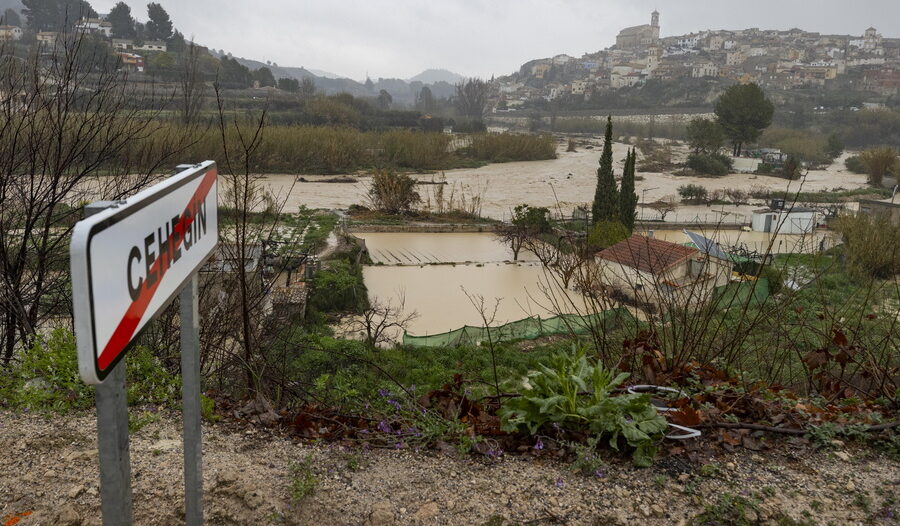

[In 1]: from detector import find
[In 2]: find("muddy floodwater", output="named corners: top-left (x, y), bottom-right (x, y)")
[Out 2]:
top-left (358, 232), bottom-right (534, 265)
top-left (256, 146), bottom-right (868, 221)
top-left (356, 233), bottom-right (579, 337)
top-left (644, 228), bottom-right (835, 254)
top-left (355, 228), bottom-right (832, 337)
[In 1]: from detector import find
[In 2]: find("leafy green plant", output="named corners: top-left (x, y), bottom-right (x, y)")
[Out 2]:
top-left (499, 347), bottom-right (667, 466)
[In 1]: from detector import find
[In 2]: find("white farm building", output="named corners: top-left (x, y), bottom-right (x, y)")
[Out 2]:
top-left (751, 206), bottom-right (817, 234)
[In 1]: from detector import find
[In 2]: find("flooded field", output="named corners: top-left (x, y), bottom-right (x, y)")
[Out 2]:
top-left (357, 232), bottom-right (579, 336)
top-left (356, 228), bottom-right (832, 337)
top-left (356, 232), bottom-right (534, 265)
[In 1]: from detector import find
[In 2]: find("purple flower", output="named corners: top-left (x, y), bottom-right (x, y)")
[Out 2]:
top-left (555, 478), bottom-right (565, 488)
top-left (377, 420), bottom-right (391, 433)
top-left (394, 442), bottom-right (403, 449)
top-left (378, 388), bottom-right (390, 398)
top-left (388, 399), bottom-right (401, 411)
top-left (533, 437), bottom-right (544, 450)
top-left (594, 469), bottom-right (605, 478)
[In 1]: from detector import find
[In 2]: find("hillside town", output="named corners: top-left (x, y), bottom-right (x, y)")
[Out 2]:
top-left (495, 11), bottom-right (900, 110)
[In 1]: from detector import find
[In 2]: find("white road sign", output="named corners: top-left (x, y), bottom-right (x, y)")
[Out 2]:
top-left (71, 161), bottom-right (218, 384)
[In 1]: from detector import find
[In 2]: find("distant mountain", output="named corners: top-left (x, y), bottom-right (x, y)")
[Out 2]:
top-left (407, 69), bottom-right (464, 85)
top-left (209, 51), bottom-right (459, 106)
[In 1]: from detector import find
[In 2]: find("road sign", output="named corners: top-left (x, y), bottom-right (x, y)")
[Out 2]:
top-left (71, 161), bottom-right (218, 384)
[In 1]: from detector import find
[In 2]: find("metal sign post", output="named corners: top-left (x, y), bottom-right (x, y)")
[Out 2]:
top-left (71, 162), bottom-right (218, 526)
top-left (88, 201), bottom-right (134, 526)
top-left (180, 274), bottom-right (203, 525)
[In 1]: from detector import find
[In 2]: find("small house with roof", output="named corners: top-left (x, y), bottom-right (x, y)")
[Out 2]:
top-left (595, 234), bottom-right (732, 308)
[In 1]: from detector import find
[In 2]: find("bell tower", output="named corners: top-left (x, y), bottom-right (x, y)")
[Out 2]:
top-left (651, 10), bottom-right (659, 28)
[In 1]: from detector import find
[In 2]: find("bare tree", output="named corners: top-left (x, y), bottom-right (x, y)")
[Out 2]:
top-left (647, 195), bottom-right (678, 222)
top-left (0, 32), bottom-right (184, 364)
top-left (180, 40), bottom-right (205, 125)
top-left (348, 294), bottom-right (418, 348)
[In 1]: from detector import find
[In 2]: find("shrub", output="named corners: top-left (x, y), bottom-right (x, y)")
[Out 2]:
top-left (858, 146), bottom-right (899, 187)
top-left (499, 348), bottom-right (668, 467)
top-left (686, 152), bottom-right (732, 176)
top-left (366, 170), bottom-right (420, 214)
top-left (467, 133), bottom-right (557, 162)
top-left (677, 184), bottom-right (709, 203)
top-left (844, 155), bottom-right (866, 174)
top-left (0, 328), bottom-right (179, 413)
top-left (308, 260), bottom-right (369, 313)
top-left (832, 213), bottom-right (900, 279)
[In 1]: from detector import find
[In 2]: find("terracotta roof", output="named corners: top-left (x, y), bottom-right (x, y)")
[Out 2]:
top-left (596, 235), bottom-right (697, 274)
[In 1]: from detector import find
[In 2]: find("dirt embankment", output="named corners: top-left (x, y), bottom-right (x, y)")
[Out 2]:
top-left (2, 410), bottom-right (897, 525)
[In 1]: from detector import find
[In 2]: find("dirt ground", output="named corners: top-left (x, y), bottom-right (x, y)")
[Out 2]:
top-left (2, 409), bottom-right (897, 525)
top-left (252, 141), bottom-right (870, 222)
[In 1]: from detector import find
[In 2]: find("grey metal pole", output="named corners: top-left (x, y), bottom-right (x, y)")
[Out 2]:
top-left (180, 273), bottom-right (204, 525)
top-left (88, 201), bottom-right (133, 526)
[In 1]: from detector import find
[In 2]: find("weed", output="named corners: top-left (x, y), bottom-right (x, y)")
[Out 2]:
top-left (699, 463), bottom-right (722, 478)
top-left (128, 411), bottom-right (159, 433)
top-left (653, 475), bottom-right (667, 489)
top-left (341, 449), bottom-right (366, 472)
top-left (200, 395), bottom-right (220, 423)
top-left (288, 455), bottom-right (318, 502)
top-left (692, 493), bottom-right (761, 525)
top-left (569, 436), bottom-right (606, 478)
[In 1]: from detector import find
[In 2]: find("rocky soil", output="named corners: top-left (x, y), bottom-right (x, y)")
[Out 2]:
top-left (1, 409), bottom-right (897, 525)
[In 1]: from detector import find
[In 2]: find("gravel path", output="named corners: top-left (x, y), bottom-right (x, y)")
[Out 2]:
top-left (1, 409), bottom-right (897, 525)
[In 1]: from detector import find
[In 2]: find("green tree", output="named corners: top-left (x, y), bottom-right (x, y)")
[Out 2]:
top-left (619, 148), bottom-right (638, 232)
top-left (588, 220), bottom-right (630, 250)
top-left (166, 28), bottom-right (185, 52)
top-left (278, 77), bottom-right (299, 92)
top-left (686, 117), bottom-right (725, 154)
top-left (23, 0), bottom-right (96, 31)
top-left (106, 1), bottom-right (135, 38)
top-left (498, 204), bottom-right (551, 261)
top-left (218, 56), bottom-right (251, 88)
top-left (252, 66), bottom-right (275, 87)
top-left (376, 89), bottom-right (392, 109)
top-left (859, 146), bottom-right (898, 187)
top-left (416, 85), bottom-right (435, 113)
top-left (3, 8), bottom-right (22, 26)
top-left (145, 2), bottom-right (172, 41)
top-left (825, 133), bottom-right (844, 160)
top-left (714, 83), bottom-right (774, 156)
top-left (592, 115), bottom-right (618, 225)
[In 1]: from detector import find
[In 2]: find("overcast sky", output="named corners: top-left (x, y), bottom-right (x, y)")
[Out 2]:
top-left (91, 0), bottom-right (898, 81)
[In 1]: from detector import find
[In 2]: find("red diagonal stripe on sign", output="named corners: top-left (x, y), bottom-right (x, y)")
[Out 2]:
top-left (97, 168), bottom-right (217, 371)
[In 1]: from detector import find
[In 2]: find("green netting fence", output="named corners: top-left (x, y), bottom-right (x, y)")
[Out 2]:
top-left (402, 308), bottom-right (635, 348)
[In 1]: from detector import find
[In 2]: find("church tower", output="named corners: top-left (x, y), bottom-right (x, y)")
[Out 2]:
top-left (651, 10), bottom-right (659, 28)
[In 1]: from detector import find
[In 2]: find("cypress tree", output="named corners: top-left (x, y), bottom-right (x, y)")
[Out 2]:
top-left (592, 116), bottom-right (618, 224)
top-left (619, 148), bottom-right (639, 232)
